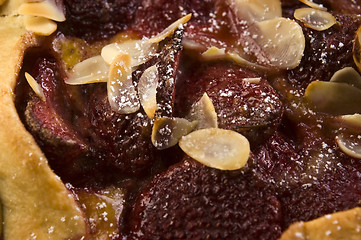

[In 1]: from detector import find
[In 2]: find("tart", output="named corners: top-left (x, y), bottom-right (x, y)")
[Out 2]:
top-left (1, 0), bottom-right (361, 239)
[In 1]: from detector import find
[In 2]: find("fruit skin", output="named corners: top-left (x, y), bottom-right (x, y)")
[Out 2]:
top-left (252, 131), bottom-right (361, 230)
top-left (175, 59), bottom-right (283, 146)
top-left (133, 0), bottom-right (239, 50)
top-left (133, 0), bottom-right (218, 37)
top-left (128, 157), bottom-right (283, 240)
top-left (130, 126), bottom-right (361, 238)
top-left (85, 85), bottom-right (157, 178)
top-left (286, 13), bottom-right (361, 90)
top-left (317, 0), bottom-right (361, 14)
top-left (19, 57), bottom-right (95, 184)
top-left (17, 56), bottom-right (158, 186)
top-left (17, 24), bottom-right (187, 186)
top-left (60, 0), bottom-right (141, 41)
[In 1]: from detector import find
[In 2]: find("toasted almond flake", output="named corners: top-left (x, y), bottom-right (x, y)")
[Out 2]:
top-left (101, 40), bottom-right (157, 67)
top-left (336, 134), bottom-right (361, 159)
top-left (200, 46), bottom-right (269, 70)
top-left (186, 93), bottom-right (218, 130)
top-left (243, 77), bottom-right (262, 84)
top-left (25, 72), bottom-right (45, 101)
top-left (18, 0), bottom-right (66, 22)
top-left (101, 14), bottom-right (191, 67)
top-left (138, 65), bottom-right (159, 119)
top-left (24, 16), bottom-right (57, 36)
top-left (179, 128), bottom-right (250, 170)
top-left (226, 52), bottom-right (269, 71)
top-left (232, 0), bottom-right (282, 22)
top-left (202, 46), bottom-right (226, 60)
top-left (66, 56), bottom-right (109, 85)
top-left (298, 0), bottom-right (327, 11)
top-left (182, 38), bottom-right (207, 51)
top-left (149, 14), bottom-right (192, 43)
top-left (294, 8), bottom-right (336, 31)
top-left (353, 26), bottom-right (361, 73)
top-left (304, 81), bottom-right (361, 115)
top-left (330, 67), bottom-right (361, 90)
top-left (151, 117), bottom-right (197, 150)
top-left (280, 208), bottom-right (361, 240)
top-left (339, 114), bottom-right (361, 130)
top-left (107, 53), bottom-right (140, 114)
top-left (250, 17), bottom-right (305, 69)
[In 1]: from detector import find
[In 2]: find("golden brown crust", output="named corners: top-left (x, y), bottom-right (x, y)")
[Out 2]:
top-left (0, 9), bottom-right (86, 240)
top-left (0, 0), bottom-right (23, 15)
top-left (279, 207), bottom-right (361, 240)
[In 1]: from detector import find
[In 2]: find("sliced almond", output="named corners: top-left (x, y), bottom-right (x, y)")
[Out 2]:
top-left (304, 81), bottom-right (361, 115)
top-left (232, 0), bottom-right (282, 22)
top-left (101, 40), bottom-right (157, 67)
top-left (336, 134), bottom-right (361, 159)
top-left (249, 17), bottom-right (305, 69)
top-left (330, 67), bottom-right (361, 89)
top-left (243, 77), bottom-right (262, 84)
top-left (179, 128), bottom-right (250, 170)
top-left (151, 117), bottom-right (197, 150)
top-left (138, 65), bottom-right (159, 119)
top-left (107, 53), bottom-right (140, 114)
top-left (297, 0), bottom-right (327, 11)
top-left (353, 26), bottom-right (361, 73)
top-left (102, 14), bottom-right (191, 66)
top-left (186, 93), bottom-right (218, 130)
top-left (18, 0), bottom-right (66, 22)
top-left (201, 46), bottom-right (269, 71)
top-left (24, 72), bottom-right (45, 101)
top-left (280, 208), bottom-right (361, 240)
top-left (339, 114), bottom-right (361, 130)
top-left (182, 38), bottom-right (207, 51)
top-left (66, 55), bottom-right (109, 85)
top-left (226, 51), bottom-right (269, 71)
top-left (294, 8), bottom-right (337, 31)
top-left (24, 16), bottom-right (57, 36)
top-left (202, 46), bottom-right (226, 60)
top-left (149, 14), bottom-right (192, 44)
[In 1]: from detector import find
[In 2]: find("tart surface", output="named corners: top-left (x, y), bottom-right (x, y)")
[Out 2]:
top-left (1, 0), bottom-right (361, 239)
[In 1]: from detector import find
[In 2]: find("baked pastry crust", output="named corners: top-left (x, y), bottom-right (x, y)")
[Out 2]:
top-left (0, 2), bottom-right (86, 239)
top-left (280, 207), bottom-right (361, 240)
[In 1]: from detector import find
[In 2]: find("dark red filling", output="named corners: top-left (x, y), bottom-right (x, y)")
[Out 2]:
top-left (59, 0), bottom-right (142, 42)
top-left (175, 58), bottom-right (283, 146)
top-left (129, 158), bottom-right (283, 240)
top-left (15, 0), bottom-right (361, 239)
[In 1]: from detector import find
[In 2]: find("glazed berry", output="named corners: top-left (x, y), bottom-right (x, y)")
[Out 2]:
top-left (128, 158), bottom-right (283, 240)
top-left (60, 0), bottom-right (141, 41)
top-left (176, 60), bottom-right (283, 146)
top-left (287, 14), bottom-right (361, 90)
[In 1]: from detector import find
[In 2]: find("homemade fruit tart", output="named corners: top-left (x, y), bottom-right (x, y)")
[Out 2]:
top-left (1, 0), bottom-right (361, 239)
